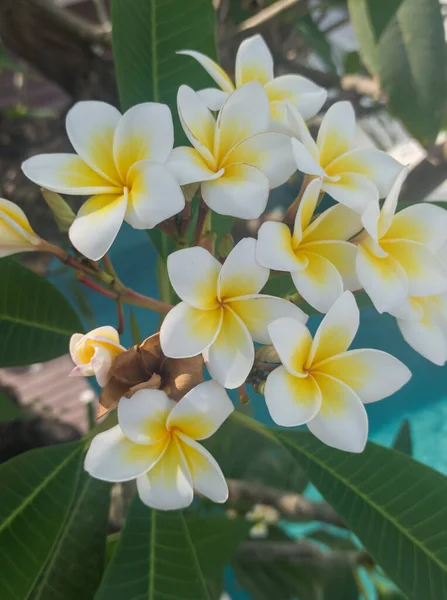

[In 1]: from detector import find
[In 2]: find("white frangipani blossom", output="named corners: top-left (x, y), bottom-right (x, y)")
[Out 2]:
top-left (160, 238), bottom-right (307, 389)
top-left (167, 82), bottom-right (296, 219)
top-left (22, 101), bottom-right (185, 260)
top-left (85, 380), bottom-right (233, 510)
top-left (264, 292), bottom-right (411, 452)
top-left (0, 198), bottom-right (41, 257)
top-left (69, 326), bottom-right (125, 387)
top-left (256, 178), bottom-right (362, 313)
top-left (178, 34), bottom-right (327, 127)
top-left (357, 167), bottom-right (447, 313)
top-left (288, 102), bottom-right (402, 214)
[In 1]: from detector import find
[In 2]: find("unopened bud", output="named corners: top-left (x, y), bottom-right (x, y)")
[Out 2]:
top-left (255, 345), bottom-right (280, 364)
top-left (253, 381), bottom-right (265, 395)
top-left (218, 233), bottom-right (234, 258)
top-left (181, 182), bottom-right (199, 203)
top-left (41, 188), bottom-right (75, 233)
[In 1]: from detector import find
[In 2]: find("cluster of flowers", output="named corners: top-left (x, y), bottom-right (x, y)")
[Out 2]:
top-left (3, 35), bottom-right (447, 511)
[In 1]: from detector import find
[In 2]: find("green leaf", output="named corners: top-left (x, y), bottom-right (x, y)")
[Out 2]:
top-left (278, 430), bottom-right (447, 600)
top-left (0, 391), bottom-right (26, 421)
top-left (0, 259), bottom-right (83, 367)
top-left (343, 50), bottom-right (363, 74)
top-left (111, 0), bottom-right (218, 124)
top-left (96, 500), bottom-right (249, 600)
top-left (0, 442), bottom-right (84, 599)
top-left (32, 473), bottom-right (111, 600)
top-left (366, 0), bottom-right (405, 40)
top-left (392, 419), bottom-right (413, 456)
top-left (348, 0), bottom-right (447, 143)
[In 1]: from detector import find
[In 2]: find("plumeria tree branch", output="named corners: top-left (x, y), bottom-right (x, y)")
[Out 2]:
top-left (226, 479), bottom-right (346, 529)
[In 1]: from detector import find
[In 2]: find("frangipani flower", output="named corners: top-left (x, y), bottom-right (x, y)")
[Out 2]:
top-left (22, 101), bottom-right (185, 260)
top-left (288, 102), bottom-right (402, 213)
top-left (0, 198), bottom-right (41, 257)
top-left (178, 34), bottom-right (327, 126)
top-left (357, 167), bottom-right (447, 313)
top-left (160, 238), bottom-right (307, 388)
top-left (69, 326), bottom-right (125, 386)
top-left (256, 178), bottom-right (361, 312)
top-left (85, 380), bottom-right (233, 510)
top-left (264, 291), bottom-right (411, 452)
top-left (167, 82), bottom-right (296, 219)
top-left (390, 294), bottom-right (447, 366)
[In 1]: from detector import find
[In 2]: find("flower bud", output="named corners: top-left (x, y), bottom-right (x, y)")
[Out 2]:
top-left (0, 198), bottom-right (41, 257)
top-left (41, 189), bottom-right (75, 233)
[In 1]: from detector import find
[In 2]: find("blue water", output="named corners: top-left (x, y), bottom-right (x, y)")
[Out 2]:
top-left (52, 223), bottom-right (447, 599)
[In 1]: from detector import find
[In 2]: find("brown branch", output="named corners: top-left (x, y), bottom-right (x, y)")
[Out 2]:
top-left (236, 540), bottom-right (373, 569)
top-left (234, 0), bottom-right (309, 38)
top-left (226, 479), bottom-right (346, 529)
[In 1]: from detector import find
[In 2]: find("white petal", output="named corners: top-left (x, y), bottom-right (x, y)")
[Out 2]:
top-left (301, 240), bottom-right (359, 291)
top-left (167, 147), bottom-right (223, 185)
top-left (377, 166), bottom-right (408, 236)
top-left (383, 240), bottom-right (447, 297)
top-left (84, 425), bottom-right (167, 482)
top-left (292, 252), bottom-right (344, 313)
top-left (361, 200), bottom-right (381, 242)
top-left (322, 173), bottom-right (379, 214)
top-left (384, 203), bottom-right (447, 252)
top-left (167, 380), bottom-right (234, 440)
top-left (302, 203), bottom-right (363, 244)
top-left (69, 192), bottom-right (127, 260)
top-left (291, 139), bottom-right (325, 177)
top-left (225, 132), bottom-right (296, 188)
top-left (356, 243), bottom-right (409, 313)
top-left (22, 154), bottom-right (119, 195)
top-left (235, 34), bottom-right (274, 88)
top-left (229, 294), bottom-right (308, 344)
top-left (160, 302), bottom-right (223, 358)
top-left (396, 298), bottom-right (447, 366)
top-left (177, 50), bottom-right (234, 93)
top-left (113, 102), bottom-right (174, 181)
top-left (215, 82), bottom-right (270, 163)
top-left (315, 349), bottom-right (411, 404)
top-left (118, 390), bottom-right (175, 444)
top-left (125, 161), bottom-right (185, 229)
top-left (202, 163), bottom-right (269, 219)
top-left (136, 437), bottom-right (193, 510)
top-left (69, 333), bottom-right (84, 360)
top-left (90, 345), bottom-right (116, 387)
top-left (308, 290), bottom-right (359, 367)
top-left (325, 148), bottom-right (403, 198)
top-left (307, 373), bottom-right (368, 453)
top-left (265, 74), bottom-right (327, 121)
top-left (264, 366), bottom-right (321, 427)
top-left (219, 237), bottom-right (269, 300)
top-left (204, 306), bottom-right (254, 389)
top-left (167, 246), bottom-right (221, 309)
top-left (177, 85), bottom-right (216, 166)
top-left (177, 434), bottom-right (228, 502)
top-left (197, 88), bottom-right (230, 111)
top-left (0, 198), bottom-right (39, 252)
top-left (286, 103), bottom-right (319, 159)
top-left (66, 101), bottom-right (121, 184)
top-left (317, 101), bottom-right (356, 168)
top-left (267, 317), bottom-right (312, 377)
top-left (256, 221), bottom-right (307, 272)
top-left (293, 177), bottom-right (321, 244)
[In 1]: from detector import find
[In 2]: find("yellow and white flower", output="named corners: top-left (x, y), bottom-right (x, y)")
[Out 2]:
top-left (288, 102), bottom-right (402, 213)
top-left (22, 101), bottom-right (185, 260)
top-left (357, 167), bottom-right (447, 313)
top-left (178, 34), bottom-right (327, 127)
top-left (0, 198), bottom-right (41, 257)
top-left (264, 291), bottom-right (411, 452)
top-left (390, 294), bottom-right (447, 366)
top-left (256, 178), bottom-right (361, 312)
top-left (167, 82), bottom-right (296, 219)
top-left (160, 238), bottom-right (307, 388)
top-left (69, 326), bottom-right (125, 386)
top-left (85, 380), bottom-right (233, 510)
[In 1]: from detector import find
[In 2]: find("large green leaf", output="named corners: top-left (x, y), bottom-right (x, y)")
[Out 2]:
top-left (348, 0), bottom-right (447, 143)
top-left (278, 430), bottom-right (447, 600)
top-left (0, 391), bottom-right (26, 421)
top-left (0, 259), bottom-right (82, 367)
top-left (96, 500), bottom-right (249, 600)
top-left (0, 442), bottom-right (84, 599)
top-left (31, 473), bottom-right (111, 600)
top-left (111, 0), bottom-right (218, 118)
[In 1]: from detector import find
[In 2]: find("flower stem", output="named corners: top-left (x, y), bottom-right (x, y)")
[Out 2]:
top-left (194, 197), bottom-right (210, 245)
top-left (76, 272), bottom-right (118, 300)
top-left (254, 362), bottom-right (277, 372)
